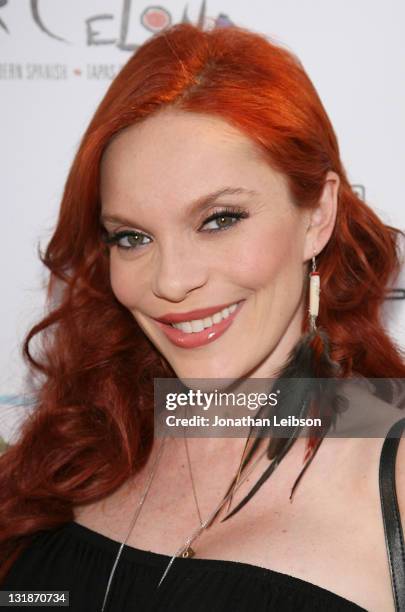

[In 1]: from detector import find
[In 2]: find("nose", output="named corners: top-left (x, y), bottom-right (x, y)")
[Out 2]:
top-left (151, 238), bottom-right (208, 302)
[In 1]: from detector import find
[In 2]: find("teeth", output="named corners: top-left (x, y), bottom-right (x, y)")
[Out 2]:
top-left (172, 302), bottom-right (239, 333)
top-left (190, 319), bottom-right (205, 332)
top-left (178, 321), bottom-right (192, 333)
top-left (212, 311), bottom-right (222, 324)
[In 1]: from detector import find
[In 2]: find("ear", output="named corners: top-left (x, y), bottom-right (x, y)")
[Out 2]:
top-left (303, 170), bottom-right (340, 261)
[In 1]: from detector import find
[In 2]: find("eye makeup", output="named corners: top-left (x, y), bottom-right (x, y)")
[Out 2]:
top-left (101, 206), bottom-right (249, 251)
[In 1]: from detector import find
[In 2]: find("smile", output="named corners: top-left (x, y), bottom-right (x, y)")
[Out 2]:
top-left (172, 302), bottom-right (238, 332)
top-left (152, 300), bottom-right (245, 349)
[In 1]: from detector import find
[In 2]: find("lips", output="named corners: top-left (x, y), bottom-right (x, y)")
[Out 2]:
top-left (155, 301), bottom-right (242, 325)
top-left (153, 300), bottom-right (245, 349)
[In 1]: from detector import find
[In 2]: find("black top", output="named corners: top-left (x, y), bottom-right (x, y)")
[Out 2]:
top-left (5, 416), bottom-right (405, 612)
top-left (3, 521), bottom-right (366, 611)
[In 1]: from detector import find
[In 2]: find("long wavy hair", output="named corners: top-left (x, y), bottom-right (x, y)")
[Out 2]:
top-left (1, 23), bottom-right (404, 580)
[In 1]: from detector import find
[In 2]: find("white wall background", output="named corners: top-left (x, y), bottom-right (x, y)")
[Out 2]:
top-left (1, 0), bottom-right (404, 442)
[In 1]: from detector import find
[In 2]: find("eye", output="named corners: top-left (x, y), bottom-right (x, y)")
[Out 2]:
top-left (102, 229), bottom-right (151, 251)
top-left (200, 208), bottom-right (249, 233)
top-left (100, 206), bottom-right (249, 251)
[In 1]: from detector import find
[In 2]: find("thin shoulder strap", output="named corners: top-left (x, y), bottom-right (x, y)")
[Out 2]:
top-left (379, 417), bottom-right (405, 612)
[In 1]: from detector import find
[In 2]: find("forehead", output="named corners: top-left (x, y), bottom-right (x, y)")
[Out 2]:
top-left (102, 108), bottom-right (263, 164)
top-left (100, 109), bottom-right (287, 209)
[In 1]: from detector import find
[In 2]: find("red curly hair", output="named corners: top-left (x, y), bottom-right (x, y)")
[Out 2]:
top-left (1, 23), bottom-right (404, 581)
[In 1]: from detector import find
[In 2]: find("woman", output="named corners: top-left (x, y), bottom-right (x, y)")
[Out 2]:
top-left (1, 22), bottom-right (404, 612)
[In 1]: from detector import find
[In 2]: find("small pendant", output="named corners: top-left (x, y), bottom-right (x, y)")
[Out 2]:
top-left (181, 546), bottom-right (195, 558)
top-left (309, 271), bottom-right (320, 318)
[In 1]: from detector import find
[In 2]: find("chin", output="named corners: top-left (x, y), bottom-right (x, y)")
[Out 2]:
top-left (170, 359), bottom-right (249, 391)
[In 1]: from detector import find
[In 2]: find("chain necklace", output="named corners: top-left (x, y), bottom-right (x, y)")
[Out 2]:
top-left (181, 432), bottom-right (256, 558)
top-left (100, 433), bottom-right (269, 611)
top-left (182, 431), bottom-right (203, 559)
top-left (183, 429), bottom-right (204, 531)
top-left (100, 437), bottom-right (167, 612)
top-left (156, 392), bottom-right (311, 587)
top-left (156, 440), bottom-right (269, 587)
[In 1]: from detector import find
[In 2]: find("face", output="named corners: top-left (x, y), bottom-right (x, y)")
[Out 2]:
top-left (100, 109), bottom-right (312, 383)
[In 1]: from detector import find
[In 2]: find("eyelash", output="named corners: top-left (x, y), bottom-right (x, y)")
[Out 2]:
top-left (101, 207), bottom-right (249, 252)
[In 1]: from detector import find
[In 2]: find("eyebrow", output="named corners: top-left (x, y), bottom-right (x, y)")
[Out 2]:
top-left (100, 186), bottom-right (258, 227)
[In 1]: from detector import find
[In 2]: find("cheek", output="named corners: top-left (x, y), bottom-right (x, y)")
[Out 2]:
top-left (225, 220), bottom-right (304, 292)
top-left (109, 255), bottom-right (147, 309)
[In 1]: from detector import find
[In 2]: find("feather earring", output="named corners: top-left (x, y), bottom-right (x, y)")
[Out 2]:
top-left (220, 252), bottom-right (342, 523)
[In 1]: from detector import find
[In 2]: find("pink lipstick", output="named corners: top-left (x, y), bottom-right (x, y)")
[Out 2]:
top-left (153, 300), bottom-right (245, 349)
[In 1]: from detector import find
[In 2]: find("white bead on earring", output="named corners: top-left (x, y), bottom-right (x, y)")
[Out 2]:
top-left (309, 251), bottom-right (320, 331)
